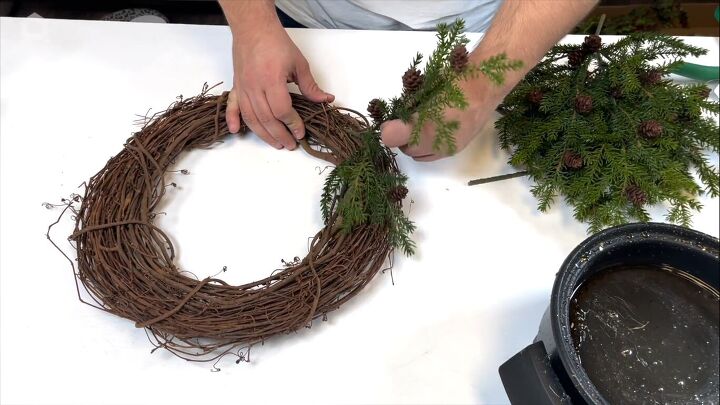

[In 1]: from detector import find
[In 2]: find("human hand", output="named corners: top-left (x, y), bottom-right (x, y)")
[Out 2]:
top-left (379, 0), bottom-right (598, 162)
top-left (225, 17), bottom-right (334, 150)
top-left (380, 80), bottom-right (496, 161)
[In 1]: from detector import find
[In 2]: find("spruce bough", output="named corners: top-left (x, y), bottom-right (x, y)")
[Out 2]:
top-left (321, 19), bottom-right (521, 255)
top-left (369, 19), bottom-right (522, 154)
top-left (496, 33), bottom-right (719, 233)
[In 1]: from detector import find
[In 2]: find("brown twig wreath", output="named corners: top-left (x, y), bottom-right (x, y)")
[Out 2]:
top-left (48, 20), bottom-right (519, 364)
top-left (49, 84), bottom-right (409, 363)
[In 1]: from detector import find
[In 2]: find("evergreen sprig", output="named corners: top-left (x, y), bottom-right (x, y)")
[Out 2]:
top-left (497, 33), bottom-right (719, 233)
top-left (321, 131), bottom-right (416, 256)
top-left (376, 19), bottom-right (522, 154)
top-left (320, 19), bottom-right (519, 255)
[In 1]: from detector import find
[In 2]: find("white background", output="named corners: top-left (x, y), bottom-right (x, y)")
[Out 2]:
top-left (1, 18), bottom-right (718, 405)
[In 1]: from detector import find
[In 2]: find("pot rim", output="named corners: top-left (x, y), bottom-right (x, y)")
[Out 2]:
top-left (549, 222), bottom-right (720, 404)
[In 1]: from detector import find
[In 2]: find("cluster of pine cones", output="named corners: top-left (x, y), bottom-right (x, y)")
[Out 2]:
top-left (367, 45), bottom-right (470, 125)
top-left (568, 34), bottom-right (602, 68)
top-left (561, 149), bottom-right (652, 206)
top-left (561, 36), bottom-right (668, 206)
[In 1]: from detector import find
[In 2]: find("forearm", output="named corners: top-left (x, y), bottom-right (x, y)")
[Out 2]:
top-left (218, 0), bottom-right (283, 38)
top-left (470, 0), bottom-right (598, 100)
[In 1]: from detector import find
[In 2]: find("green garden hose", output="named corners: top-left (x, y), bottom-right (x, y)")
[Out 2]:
top-left (671, 6), bottom-right (720, 82)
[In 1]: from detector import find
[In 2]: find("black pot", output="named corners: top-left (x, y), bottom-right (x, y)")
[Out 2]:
top-left (499, 222), bottom-right (719, 405)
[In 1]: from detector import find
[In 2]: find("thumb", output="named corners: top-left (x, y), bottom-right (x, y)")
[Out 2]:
top-left (296, 61), bottom-right (334, 103)
top-left (381, 120), bottom-right (413, 148)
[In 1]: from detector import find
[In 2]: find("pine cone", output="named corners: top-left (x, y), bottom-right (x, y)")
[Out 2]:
top-left (696, 87), bottom-right (711, 99)
top-left (388, 185), bottom-right (408, 202)
top-left (625, 184), bottom-right (648, 206)
top-left (679, 107), bottom-right (699, 123)
top-left (562, 151), bottom-right (583, 170)
top-left (402, 68), bottom-right (424, 94)
top-left (367, 98), bottom-right (384, 123)
top-left (527, 89), bottom-right (544, 105)
top-left (639, 69), bottom-right (662, 86)
top-left (610, 87), bottom-right (624, 99)
top-left (575, 94), bottom-right (593, 114)
top-left (638, 120), bottom-right (663, 139)
top-left (450, 45), bottom-right (469, 73)
top-left (568, 50), bottom-right (585, 68)
top-left (582, 34), bottom-right (602, 54)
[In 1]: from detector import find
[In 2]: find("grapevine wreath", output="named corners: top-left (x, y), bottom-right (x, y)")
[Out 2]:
top-left (50, 20), bottom-right (520, 363)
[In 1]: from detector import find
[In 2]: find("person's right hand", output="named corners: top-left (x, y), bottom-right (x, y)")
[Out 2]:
top-left (225, 19), bottom-right (334, 150)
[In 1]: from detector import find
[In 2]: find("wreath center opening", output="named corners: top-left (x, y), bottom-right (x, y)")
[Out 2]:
top-left (156, 134), bottom-right (328, 285)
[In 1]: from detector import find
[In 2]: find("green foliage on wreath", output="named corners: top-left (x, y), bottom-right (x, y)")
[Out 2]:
top-left (497, 33), bottom-right (719, 233)
top-left (321, 131), bottom-right (416, 256)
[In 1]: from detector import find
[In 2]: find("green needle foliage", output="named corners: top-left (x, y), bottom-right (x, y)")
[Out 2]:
top-left (321, 131), bottom-right (416, 256)
top-left (321, 19), bottom-right (519, 256)
top-left (372, 19), bottom-right (522, 154)
top-left (497, 33), bottom-right (719, 233)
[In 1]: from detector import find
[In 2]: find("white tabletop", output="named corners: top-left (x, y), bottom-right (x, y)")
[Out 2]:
top-left (1, 17), bottom-right (718, 405)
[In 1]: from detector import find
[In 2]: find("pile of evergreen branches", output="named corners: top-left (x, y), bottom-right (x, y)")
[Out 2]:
top-left (496, 33), bottom-right (719, 232)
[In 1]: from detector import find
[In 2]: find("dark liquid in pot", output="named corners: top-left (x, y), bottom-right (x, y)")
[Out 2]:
top-left (570, 265), bottom-right (719, 404)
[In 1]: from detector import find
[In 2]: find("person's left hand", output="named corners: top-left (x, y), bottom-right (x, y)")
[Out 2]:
top-left (380, 80), bottom-right (498, 161)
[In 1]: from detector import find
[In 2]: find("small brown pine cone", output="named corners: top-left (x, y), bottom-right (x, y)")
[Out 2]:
top-left (568, 50), bottom-right (585, 67)
top-left (678, 107), bottom-right (698, 123)
top-left (610, 87), bottom-right (624, 99)
top-left (639, 69), bottom-right (663, 86)
top-left (388, 185), bottom-right (408, 202)
top-left (367, 98), bottom-right (384, 123)
top-left (625, 184), bottom-right (648, 206)
top-left (582, 34), bottom-right (602, 54)
top-left (575, 94), bottom-right (593, 114)
top-left (527, 89), bottom-right (544, 105)
top-left (562, 151), bottom-right (583, 170)
top-left (638, 120), bottom-right (663, 139)
top-left (696, 86), bottom-right (711, 99)
top-left (402, 68), bottom-right (424, 94)
top-left (450, 45), bottom-right (469, 73)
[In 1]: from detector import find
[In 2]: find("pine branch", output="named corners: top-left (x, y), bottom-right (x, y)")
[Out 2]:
top-left (495, 32), bottom-right (719, 232)
top-left (327, 19), bottom-right (522, 253)
top-left (373, 19), bottom-right (522, 154)
top-left (320, 131), bottom-right (415, 255)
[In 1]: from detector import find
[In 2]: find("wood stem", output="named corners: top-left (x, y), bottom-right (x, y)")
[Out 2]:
top-left (467, 170), bottom-right (529, 186)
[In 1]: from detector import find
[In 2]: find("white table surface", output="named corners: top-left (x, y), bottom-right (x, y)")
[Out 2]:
top-left (1, 17), bottom-right (718, 405)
